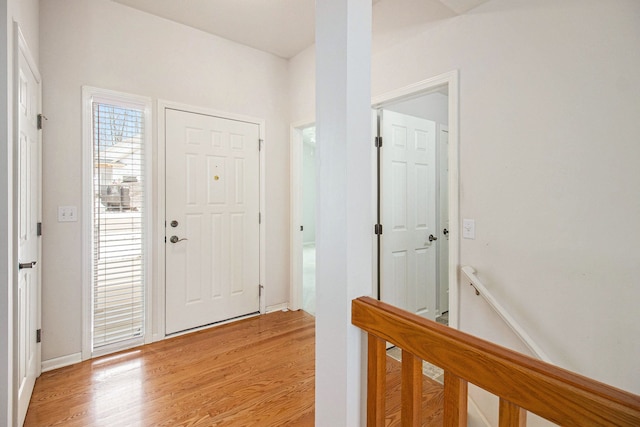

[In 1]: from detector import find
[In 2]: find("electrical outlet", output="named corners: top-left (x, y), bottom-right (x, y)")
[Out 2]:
top-left (463, 219), bottom-right (475, 239)
top-left (58, 206), bottom-right (78, 222)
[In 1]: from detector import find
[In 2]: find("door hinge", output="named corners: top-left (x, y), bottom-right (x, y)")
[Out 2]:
top-left (164, 236), bottom-right (166, 243)
top-left (36, 329), bottom-right (41, 343)
top-left (259, 212), bottom-right (262, 224)
top-left (374, 224), bottom-right (383, 235)
top-left (37, 222), bottom-right (42, 236)
top-left (375, 136), bottom-right (383, 148)
top-left (37, 114), bottom-right (47, 130)
top-left (300, 225), bottom-right (303, 231)
top-left (259, 139), bottom-right (264, 151)
top-left (259, 284), bottom-right (264, 297)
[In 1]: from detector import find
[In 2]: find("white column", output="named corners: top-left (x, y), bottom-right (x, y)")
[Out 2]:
top-left (315, 0), bottom-right (372, 425)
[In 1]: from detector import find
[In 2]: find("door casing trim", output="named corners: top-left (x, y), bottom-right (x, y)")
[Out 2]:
top-left (372, 70), bottom-right (460, 328)
top-left (156, 100), bottom-right (267, 341)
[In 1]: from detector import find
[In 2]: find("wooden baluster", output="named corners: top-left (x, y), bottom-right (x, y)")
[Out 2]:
top-left (443, 371), bottom-right (468, 427)
top-left (499, 398), bottom-right (527, 427)
top-left (368, 335), bottom-right (386, 427)
top-left (401, 350), bottom-right (422, 426)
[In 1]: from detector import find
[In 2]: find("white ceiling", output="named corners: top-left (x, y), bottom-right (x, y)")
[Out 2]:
top-left (112, 0), bottom-right (489, 59)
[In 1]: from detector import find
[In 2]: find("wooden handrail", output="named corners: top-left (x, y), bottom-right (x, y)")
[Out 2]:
top-left (352, 296), bottom-right (640, 426)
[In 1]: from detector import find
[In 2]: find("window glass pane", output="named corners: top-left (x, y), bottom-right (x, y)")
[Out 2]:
top-left (92, 102), bottom-right (145, 349)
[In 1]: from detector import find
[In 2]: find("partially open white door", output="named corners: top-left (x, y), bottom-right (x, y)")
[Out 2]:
top-left (16, 30), bottom-right (42, 426)
top-left (380, 110), bottom-right (437, 319)
top-left (165, 108), bottom-right (260, 335)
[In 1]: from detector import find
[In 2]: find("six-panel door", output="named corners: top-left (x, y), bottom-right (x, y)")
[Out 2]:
top-left (165, 109), bottom-right (260, 335)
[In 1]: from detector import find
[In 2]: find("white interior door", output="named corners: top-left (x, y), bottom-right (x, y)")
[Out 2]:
top-left (380, 110), bottom-right (437, 319)
top-left (438, 126), bottom-right (449, 314)
top-left (17, 34), bottom-right (41, 426)
top-left (165, 108), bottom-right (260, 335)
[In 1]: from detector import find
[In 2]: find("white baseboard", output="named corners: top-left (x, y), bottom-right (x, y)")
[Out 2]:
top-left (266, 303), bottom-right (290, 313)
top-left (42, 352), bottom-right (82, 373)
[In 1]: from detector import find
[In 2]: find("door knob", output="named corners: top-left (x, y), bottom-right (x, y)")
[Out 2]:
top-left (428, 234), bottom-right (438, 242)
top-left (170, 236), bottom-right (188, 243)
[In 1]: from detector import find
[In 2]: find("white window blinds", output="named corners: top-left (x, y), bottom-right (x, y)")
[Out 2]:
top-left (92, 102), bottom-right (146, 349)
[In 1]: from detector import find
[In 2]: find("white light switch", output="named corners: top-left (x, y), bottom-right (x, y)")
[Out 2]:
top-left (58, 206), bottom-right (78, 222)
top-left (463, 219), bottom-right (475, 239)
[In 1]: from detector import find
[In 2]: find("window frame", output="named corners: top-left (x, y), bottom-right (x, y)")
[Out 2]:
top-left (81, 86), bottom-right (153, 359)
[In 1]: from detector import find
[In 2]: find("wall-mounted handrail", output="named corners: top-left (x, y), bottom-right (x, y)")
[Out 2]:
top-left (461, 265), bottom-right (552, 363)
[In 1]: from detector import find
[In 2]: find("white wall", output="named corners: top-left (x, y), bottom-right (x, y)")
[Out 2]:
top-left (290, 0), bottom-right (640, 398)
top-left (288, 45), bottom-right (316, 124)
top-left (1, 0), bottom-right (39, 423)
top-left (39, 0), bottom-right (291, 362)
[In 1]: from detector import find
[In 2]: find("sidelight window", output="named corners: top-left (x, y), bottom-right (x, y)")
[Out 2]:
top-left (83, 87), bottom-right (151, 355)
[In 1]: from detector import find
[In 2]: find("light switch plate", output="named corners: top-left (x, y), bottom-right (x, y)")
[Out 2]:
top-left (463, 219), bottom-right (475, 239)
top-left (58, 206), bottom-right (78, 222)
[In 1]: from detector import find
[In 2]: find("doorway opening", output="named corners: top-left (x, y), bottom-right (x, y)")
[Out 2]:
top-left (156, 101), bottom-right (267, 340)
top-left (15, 25), bottom-right (42, 426)
top-left (290, 123), bottom-right (317, 315)
top-left (290, 72), bottom-right (458, 327)
top-left (372, 71), bottom-right (459, 328)
top-left (301, 127), bottom-right (317, 315)
top-left (164, 108), bottom-right (261, 335)
top-left (376, 89), bottom-right (449, 323)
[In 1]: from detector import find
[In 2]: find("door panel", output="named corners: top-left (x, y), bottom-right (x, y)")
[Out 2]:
top-left (381, 110), bottom-right (437, 319)
top-left (165, 109), bottom-right (260, 335)
top-left (17, 39), bottom-right (41, 426)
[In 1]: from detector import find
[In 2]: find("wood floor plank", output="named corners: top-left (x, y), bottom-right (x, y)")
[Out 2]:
top-left (25, 311), bottom-right (316, 427)
top-left (25, 310), bottom-right (443, 426)
top-left (385, 355), bottom-right (444, 427)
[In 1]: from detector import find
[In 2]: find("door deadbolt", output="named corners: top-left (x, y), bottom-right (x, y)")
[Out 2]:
top-left (170, 220), bottom-right (179, 227)
top-left (428, 234), bottom-right (438, 242)
top-left (443, 228), bottom-right (449, 236)
top-left (170, 235), bottom-right (188, 243)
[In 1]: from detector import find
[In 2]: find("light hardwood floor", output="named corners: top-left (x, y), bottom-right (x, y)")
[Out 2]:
top-left (25, 310), bottom-right (443, 426)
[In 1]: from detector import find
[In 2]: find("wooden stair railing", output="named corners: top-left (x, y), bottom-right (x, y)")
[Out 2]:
top-left (352, 296), bottom-right (640, 427)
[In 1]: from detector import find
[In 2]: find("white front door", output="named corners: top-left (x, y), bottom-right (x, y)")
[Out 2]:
top-left (17, 34), bottom-right (41, 426)
top-left (165, 109), bottom-right (260, 335)
top-left (380, 110), bottom-right (437, 319)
